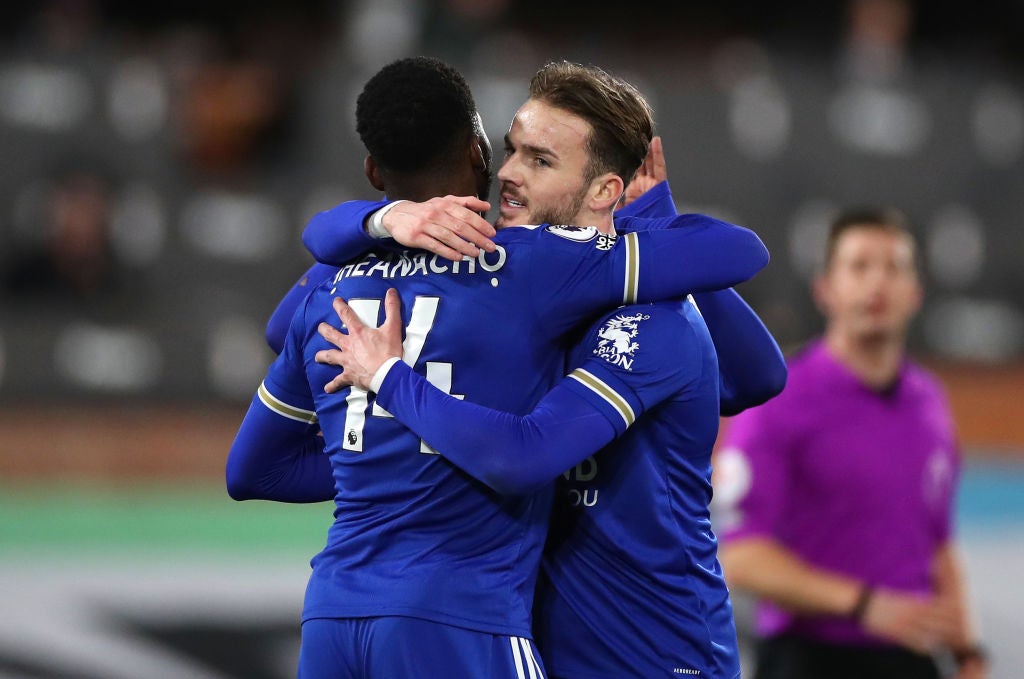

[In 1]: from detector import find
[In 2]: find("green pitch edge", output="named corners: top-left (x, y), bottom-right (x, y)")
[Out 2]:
top-left (0, 483), bottom-right (333, 556)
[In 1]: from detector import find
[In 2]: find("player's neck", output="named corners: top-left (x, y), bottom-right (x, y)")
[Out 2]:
top-left (824, 329), bottom-right (905, 391)
top-left (572, 207), bottom-right (615, 234)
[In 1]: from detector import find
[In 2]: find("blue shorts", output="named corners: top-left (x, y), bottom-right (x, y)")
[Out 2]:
top-left (298, 616), bottom-right (547, 679)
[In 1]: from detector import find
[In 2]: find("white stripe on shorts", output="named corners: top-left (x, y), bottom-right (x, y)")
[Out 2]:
top-left (509, 636), bottom-right (544, 679)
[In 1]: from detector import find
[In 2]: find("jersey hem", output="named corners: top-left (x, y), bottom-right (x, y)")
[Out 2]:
top-left (301, 606), bottom-right (531, 638)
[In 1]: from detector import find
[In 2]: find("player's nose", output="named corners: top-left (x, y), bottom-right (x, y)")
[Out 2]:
top-left (496, 155), bottom-right (521, 185)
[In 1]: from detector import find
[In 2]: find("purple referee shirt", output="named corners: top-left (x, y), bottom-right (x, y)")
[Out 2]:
top-left (714, 339), bottom-right (960, 645)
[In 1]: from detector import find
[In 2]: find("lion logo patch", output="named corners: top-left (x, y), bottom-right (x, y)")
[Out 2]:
top-left (593, 312), bottom-right (650, 370)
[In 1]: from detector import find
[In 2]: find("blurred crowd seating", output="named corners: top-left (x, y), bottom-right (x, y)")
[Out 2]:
top-left (0, 0), bottom-right (1021, 405)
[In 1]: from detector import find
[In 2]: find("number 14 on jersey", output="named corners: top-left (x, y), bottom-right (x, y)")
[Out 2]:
top-left (341, 296), bottom-right (463, 454)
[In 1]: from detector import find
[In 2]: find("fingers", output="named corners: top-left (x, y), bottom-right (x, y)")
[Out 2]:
top-left (444, 195), bottom-right (492, 215)
top-left (419, 238), bottom-right (477, 263)
top-left (635, 136), bottom-right (667, 182)
top-left (318, 322), bottom-right (347, 350)
top-left (875, 594), bottom-right (953, 655)
top-left (323, 373), bottom-right (352, 394)
top-left (387, 197), bottom-right (496, 262)
top-left (443, 222), bottom-right (498, 256)
top-left (314, 346), bottom-right (351, 394)
top-left (371, 289), bottom-right (406, 360)
top-left (908, 614), bottom-right (942, 654)
top-left (316, 291), bottom-right (404, 393)
top-left (639, 142), bottom-right (654, 177)
top-left (649, 136), bottom-right (668, 182)
top-left (923, 600), bottom-right (961, 647)
top-left (432, 197), bottom-right (497, 255)
top-left (314, 347), bottom-right (344, 366)
top-left (332, 297), bottom-right (364, 332)
top-left (421, 227), bottom-right (487, 262)
top-left (382, 288), bottom-right (402, 330)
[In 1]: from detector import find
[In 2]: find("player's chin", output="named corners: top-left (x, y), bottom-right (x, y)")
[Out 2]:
top-left (496, 208), bottom-right (520, 228)
top-left (853, 323), bottom-right (898, 342)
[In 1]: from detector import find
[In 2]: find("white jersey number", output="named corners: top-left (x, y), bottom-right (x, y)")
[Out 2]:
top-left (341, 296), bottom-right (463, 453)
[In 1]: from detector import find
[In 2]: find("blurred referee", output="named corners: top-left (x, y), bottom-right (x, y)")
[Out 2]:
top-left (715, 208), bottom-right (988, 679)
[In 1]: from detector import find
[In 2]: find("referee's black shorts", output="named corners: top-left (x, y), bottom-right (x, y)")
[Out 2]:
top-left (754, 633), bottom-right (940, 679)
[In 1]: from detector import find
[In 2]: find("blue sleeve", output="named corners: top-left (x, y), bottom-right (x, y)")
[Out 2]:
top-left (526, 215), bottom-right (767, 341)
top-left (373, 362), bottom-right (617, 495)
top-left (561, 303), bottom-right (704, 429)
top-left (692, 290), bottom-right (788, 415)
top-left (615, 193), bottom-right (786, 413)
top-left (614, 180), bottom-right (676, 221)
top-left (228, 304), bottom-right (334, 503)
top-left (627, 215), bottom-right (769, 298)
top-left (266, 262), bottom-right (339, 354)
top-left (225, 394), bottom-right (334, 503)
top-left (302, 199), bottom-right (389, 266)
top-left (370, 306), bottom-right (698, 496)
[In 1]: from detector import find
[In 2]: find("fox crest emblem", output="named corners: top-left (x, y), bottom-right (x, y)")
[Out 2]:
top-left (593, 312), bottom-right (649, 370)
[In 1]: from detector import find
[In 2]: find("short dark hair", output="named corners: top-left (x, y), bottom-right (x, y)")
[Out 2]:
top-left (356, 57), bottom-right (478, 174)
top-left (824, 206), bottom-right (917, 270)
top-left (528, 61), bottom-right (654, 185)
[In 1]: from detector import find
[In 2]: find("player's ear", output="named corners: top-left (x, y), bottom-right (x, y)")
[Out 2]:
top-left (470, 135), bottom-right (488, 171)
top-left (812, 271), bottom-right (832, 315)
top-left (908, 275), bottom-right (924, 315)
top-left (588, 173), bottom-right (625, 213)
top-left (364, 155), bottom-right (386, 192)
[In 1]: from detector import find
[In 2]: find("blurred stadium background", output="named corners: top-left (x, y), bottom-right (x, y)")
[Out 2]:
top-left (0, 0), bottom-right (1021, 677)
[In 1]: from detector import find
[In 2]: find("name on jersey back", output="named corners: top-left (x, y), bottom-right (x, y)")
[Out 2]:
top-left (331, 247), bottom-right (508, 286)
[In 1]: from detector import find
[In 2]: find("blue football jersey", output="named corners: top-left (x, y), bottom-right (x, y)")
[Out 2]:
top-left (255, 215), bottom-right (764, 639)
top-left (536, 299), bottom-right (741, 678)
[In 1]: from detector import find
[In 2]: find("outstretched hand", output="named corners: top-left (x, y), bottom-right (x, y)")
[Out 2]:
top-left (620, 136), bottom-right (667, 210)
top-left (315, 289), bottom-right (405, 393)
top-left (383, 196), bottom-right (496, 261)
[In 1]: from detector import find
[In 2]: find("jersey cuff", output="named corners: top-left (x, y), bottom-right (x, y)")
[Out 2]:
top-left (257, 380), bottom-right (318, 424)
top-left (366, 200), bottom-right (407, 239)
top-left (566, 367), bottom-right (637, 431)
top-left (369, 357), bottom-right (402, 393)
